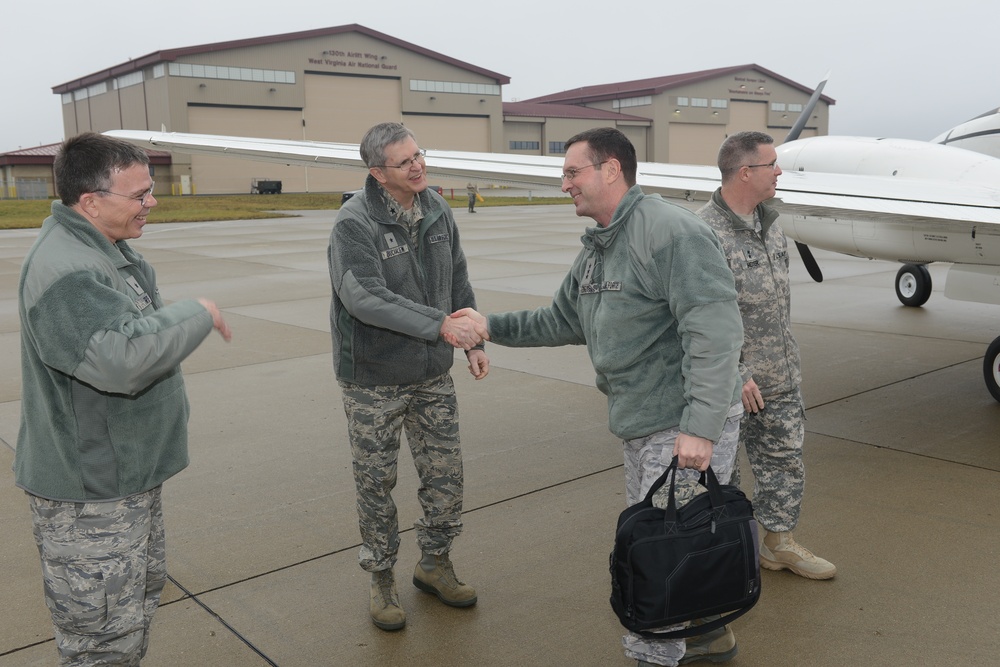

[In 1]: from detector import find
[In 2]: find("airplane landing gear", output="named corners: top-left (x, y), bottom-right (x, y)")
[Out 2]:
top-left (895, 264), bottom-right (932, 307)
top-left (985, 336), bottom-right (1000, 403)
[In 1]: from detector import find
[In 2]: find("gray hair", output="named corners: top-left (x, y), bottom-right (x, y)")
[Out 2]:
top-left (360, 122), bottom-right (416, 168)
top-left (717, 131), bottom-right (774, 182)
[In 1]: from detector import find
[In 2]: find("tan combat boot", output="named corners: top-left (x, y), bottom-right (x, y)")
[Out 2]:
top-left (679, 615), bottom-right (738, 664)
top-left (370, 569), bottom-right (406, 630)
top-left (412, 552), bottom-right (477, 607)
top-left (760, 530), bottom-right (836, 580)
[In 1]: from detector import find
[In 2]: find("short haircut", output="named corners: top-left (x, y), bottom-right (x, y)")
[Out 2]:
top-left (717, 131), bottom-right (774, 182)
top-left (564, 127), bottom-right (637, 187)
top-left (360, 122), bottom-right (417, 168)
top-left (54, 132), bottom-right (150, 207)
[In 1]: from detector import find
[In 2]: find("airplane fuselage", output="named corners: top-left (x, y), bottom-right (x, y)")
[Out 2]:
top-left (776, 136), bottom-right (1000, 268)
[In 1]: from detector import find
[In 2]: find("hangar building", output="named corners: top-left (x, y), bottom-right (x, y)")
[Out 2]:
top-left (19, 24), bottom-right (833, 197)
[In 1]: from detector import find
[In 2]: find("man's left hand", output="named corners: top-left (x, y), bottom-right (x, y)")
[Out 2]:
top-left (673, 433), bottom-right (713, 471)
top-left (466, 348), bottom-right (490, 380)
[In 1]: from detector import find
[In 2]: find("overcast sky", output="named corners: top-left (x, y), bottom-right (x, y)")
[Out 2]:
top-left (2, 0), bottom-right (997, 153)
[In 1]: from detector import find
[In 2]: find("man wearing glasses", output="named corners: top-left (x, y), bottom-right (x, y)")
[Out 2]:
top-left (453, 127), bottom-right (745, 666)
top-left (696, 132), bottom-right (836, 590)
top-left (328, 122), bottom-right (488, 631)
top-left (16, 132), bottom-right (231, 665)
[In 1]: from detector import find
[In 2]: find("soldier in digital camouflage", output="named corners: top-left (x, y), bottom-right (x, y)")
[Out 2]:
top-left (696, 131), bottom-right (837, 591)
top-left (16, 132), bottom-right (231, 665)
top-left (328, 122), bottom-right (489, 632)
top-left (453, 127), bottom-right (745, 667)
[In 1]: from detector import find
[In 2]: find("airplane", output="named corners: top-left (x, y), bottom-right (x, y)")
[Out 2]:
top-left (106, 96), bottom-right (1000, 404)
top-left (933, 106), bottom-right (1000, 159)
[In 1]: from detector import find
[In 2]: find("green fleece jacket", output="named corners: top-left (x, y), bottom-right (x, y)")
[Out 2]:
top-left (328, 176), bottom-right (477, 386)
top-left (16, 202), bottom-right (213, 501)
top-left (487, 186), bottom-right (743, 441)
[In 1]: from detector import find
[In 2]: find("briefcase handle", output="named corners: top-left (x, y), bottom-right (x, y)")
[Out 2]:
top-left (643, 456), bottom-right (727, 523)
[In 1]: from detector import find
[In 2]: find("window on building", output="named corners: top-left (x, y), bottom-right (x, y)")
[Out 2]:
top-left (114, 72), bottom-right (144, 90)
top-left (509, 141), bottom-right (540, 150)
top-left (676, 97), bottom-right (689, 106)
top-left (168, 62), bottom-right (296, 85)
top-left (771, 102), bottom-right (786, 111)
top-left (711, 99), bottom-right (728, 109)
top-left (788, 103), bottom-right (803, 112)
top-left (612, 95), bottom-right (651, 110)
top-left (410, 80), bottom-right (500, 96)
top-left (691, 98), bottom-right (708, 107)
top-left (549, 141), bottom-right (566, 154)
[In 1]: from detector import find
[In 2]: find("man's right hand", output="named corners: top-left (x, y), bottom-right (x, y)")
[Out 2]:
top-left (440, 313), bottom-right (485, 350)
top-left (197, 298), bottom-right (232, 342)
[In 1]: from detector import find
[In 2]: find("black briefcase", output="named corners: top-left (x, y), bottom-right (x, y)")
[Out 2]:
top-left (609, 457), bottom-right (761, 638)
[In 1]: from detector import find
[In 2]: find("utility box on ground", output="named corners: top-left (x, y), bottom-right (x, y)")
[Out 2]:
top-left (251, 178), bottom-right (282, 194)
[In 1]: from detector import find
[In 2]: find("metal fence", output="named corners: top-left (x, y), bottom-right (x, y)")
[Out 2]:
top-left (1, 178), bottom-right (51, 200)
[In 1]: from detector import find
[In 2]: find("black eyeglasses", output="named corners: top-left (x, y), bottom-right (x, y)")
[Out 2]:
top-left (97, 181), bottom-right (156, 207)
top-left (744, 161), bottom-right (778, 171)
top-left (375, 150), bottom-right (426, 171)
top-left (561, 162), bottom-right (607, 182)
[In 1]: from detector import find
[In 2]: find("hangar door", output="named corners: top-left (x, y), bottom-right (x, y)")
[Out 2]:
top-left (404, 115), bottom-right (490, 191)
top-left (303, 74), bottom-right (402, 193)
top-left (667, 123), bottom-right (727, 166)
top-left (188, 106), bottom-right (304, 195)
top-left (728, 100), bottom-right (818, 143)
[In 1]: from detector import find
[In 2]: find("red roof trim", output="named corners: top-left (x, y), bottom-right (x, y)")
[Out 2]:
top-left (52, 24), bottom-right (510, 94)
top-left (523, 64), bottom-right (835, 106)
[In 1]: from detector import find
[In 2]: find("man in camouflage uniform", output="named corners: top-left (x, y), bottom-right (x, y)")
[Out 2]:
top-left (696, 131), bottom-right (837, 589)
top-left (454, 128), bottom-right (745, 667)
top-left (16, 132), bottom-right (231, 665)
top-left (329, 122), bottom-right (489, 631)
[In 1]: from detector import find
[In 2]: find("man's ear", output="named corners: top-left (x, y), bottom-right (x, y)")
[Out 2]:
top-left (369, 167), bottom-right (387, 185)
top-left (78, 192), bottom-right (101, 217)
top-left (605, 158), bottom-right (620, 183)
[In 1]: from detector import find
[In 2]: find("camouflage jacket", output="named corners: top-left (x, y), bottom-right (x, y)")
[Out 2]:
top-left (697, 189), bottom-right (802, 397)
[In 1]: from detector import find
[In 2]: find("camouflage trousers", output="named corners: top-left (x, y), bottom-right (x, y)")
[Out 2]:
top-left (741, 388), bottom-right (805, 533)
top-left (27, 487), bottom-right (166, 667)
top-left (340, 373), bottom-right (464, 572)
top-left (620, 402), bottom-right (743, 667)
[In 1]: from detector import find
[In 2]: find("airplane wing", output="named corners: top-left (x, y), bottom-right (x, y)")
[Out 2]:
top-left (106, 130), bottom-right (1000, 232)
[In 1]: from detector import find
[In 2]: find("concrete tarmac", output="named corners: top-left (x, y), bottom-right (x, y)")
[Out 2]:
top-left (1, 203), bottom-right (998, 666)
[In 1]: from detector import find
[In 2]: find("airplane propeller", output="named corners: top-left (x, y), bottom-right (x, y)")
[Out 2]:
top-left (782, 73), bottom-right (830, 283)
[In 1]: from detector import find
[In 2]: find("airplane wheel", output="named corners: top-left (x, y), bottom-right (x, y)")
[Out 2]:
top-left (895, 264), bottom-right (932, 307)
top-left (984, 336), bottom-right (1000, 403)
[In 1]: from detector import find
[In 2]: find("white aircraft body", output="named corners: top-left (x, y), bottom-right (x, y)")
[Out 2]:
top-left (933, 106), bottom-right (1000, 160)
top-left (105, 127), bottom-right (1000, 402)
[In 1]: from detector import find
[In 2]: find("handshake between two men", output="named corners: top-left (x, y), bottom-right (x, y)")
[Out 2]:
top-left (440, 308), bottom-right (491, 380)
